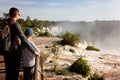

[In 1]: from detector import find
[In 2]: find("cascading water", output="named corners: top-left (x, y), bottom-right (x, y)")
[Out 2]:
top-left (49, 20), bottom-right (120, 54)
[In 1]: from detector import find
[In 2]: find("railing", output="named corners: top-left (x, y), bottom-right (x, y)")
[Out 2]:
top-left (34, 56), bottom-right (44, 80)
top-left (0, 55), bottom-right (44, 80)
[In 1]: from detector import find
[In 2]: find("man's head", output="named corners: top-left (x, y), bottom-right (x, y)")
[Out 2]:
top-left (9, 7), bottom-right (20, 20)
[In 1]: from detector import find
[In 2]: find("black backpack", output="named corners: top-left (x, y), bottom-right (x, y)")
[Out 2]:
top-left (0, 20), bottom-right (11, 55)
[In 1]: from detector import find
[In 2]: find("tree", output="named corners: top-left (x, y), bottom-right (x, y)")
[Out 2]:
top-left (18, 19), bottom-right (26, 31)
top-left (25, 16), bottom-right (32, 27)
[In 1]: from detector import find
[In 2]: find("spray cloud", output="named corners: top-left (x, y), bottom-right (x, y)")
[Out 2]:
top-left (50, 20), bottom-right (120, 53)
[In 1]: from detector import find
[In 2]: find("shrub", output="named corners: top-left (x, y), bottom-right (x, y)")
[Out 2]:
top-left (50, 45), bottom-right (60, 71)
top-left (41, 52), bottom-right (50, 63)
top-left (86, 46), bottom-right (100, 51)
top-left (88, 72), bottom-right (105, 80)
top-left (61, 32), bottom-right (80, 46)
top-left (39, 29), bottom-right (51, 36)
top-left (43, 29), bottom-right (51, 36)
top-left (33, 27), bottom-right (40, 36)
top-left (55, 70), bottom-right (72, 75)
top-left (69, 57), bottom-right (91, 77)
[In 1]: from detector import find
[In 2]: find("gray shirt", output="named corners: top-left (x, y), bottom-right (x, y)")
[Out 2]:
top-left (22, 40), bottom-right (40, 67)
top-left (8, 19), bottom-right (36, 53)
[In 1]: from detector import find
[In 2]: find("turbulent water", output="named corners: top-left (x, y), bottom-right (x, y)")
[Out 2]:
top-left (49, 20), bottom-right (120, 54)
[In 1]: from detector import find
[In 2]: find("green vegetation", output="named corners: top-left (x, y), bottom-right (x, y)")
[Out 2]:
top-left (86, 46), bottom-right (100, 51)
top-left (55, 70), bottom-right (73, 75)
top-left (50, 45), bottom-right (60, 71)
top-left (40, 52), bottom-right (50, 63)
top-left (88, 72), bottom-right (105, 80)
top-left (60, 32), bottom-right (80, 46)
top-left (69, 57), bottom-right (91, 77)
top-left (39, 29), bottom-right (51, 36)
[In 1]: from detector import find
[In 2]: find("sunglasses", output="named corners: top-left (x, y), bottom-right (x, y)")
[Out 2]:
top-left (18, 14), bottom-right (20, 16)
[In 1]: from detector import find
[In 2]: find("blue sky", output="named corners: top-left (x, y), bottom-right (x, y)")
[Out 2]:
top-left (0, 0), bottom-right (120, 21)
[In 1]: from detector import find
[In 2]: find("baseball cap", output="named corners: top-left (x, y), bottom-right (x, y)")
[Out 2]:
top-left (24, 28), bottom-right (34, 36)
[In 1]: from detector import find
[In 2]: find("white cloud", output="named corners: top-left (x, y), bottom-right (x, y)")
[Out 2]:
top-left (47, 2), bottom-right (68, 6)
top-left (1, 0), bottom-right (120, 21)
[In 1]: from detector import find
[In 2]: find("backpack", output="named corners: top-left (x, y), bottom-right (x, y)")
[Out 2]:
top-left (0, 20), bottom-right (11, 55)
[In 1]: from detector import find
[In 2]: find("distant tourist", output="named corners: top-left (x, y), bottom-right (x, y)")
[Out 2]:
top-left (22, 28), bottom-right (40, 80)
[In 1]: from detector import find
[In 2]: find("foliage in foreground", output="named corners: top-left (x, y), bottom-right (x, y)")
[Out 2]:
top-left (55, 70), bottom-right (73, 76)
top-left (60, 32), bottom-right (80, 46)
top-left (39, 29), bottom-right (51, 36)
top-left (69, 57), bottom-right (91, 77)
top-left (50, 45), bottom-right (60, 71)
top-left (86, 46), bottom-right (100, 51)
top-left (88, 72), bottom-right (105, 80)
